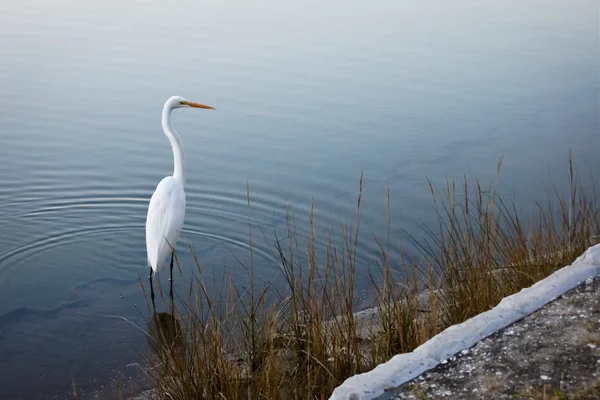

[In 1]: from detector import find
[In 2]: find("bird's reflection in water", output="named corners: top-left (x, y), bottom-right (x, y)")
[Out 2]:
top-left (147, 311), bottom-right (185, 359)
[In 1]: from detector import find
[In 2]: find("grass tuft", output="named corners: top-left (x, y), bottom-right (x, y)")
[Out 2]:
top-left (138, 152), bottom-right (599, 399)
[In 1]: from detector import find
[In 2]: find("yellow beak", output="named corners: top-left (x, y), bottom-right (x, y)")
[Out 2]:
top-left (182, 101), bottom-right (215, 110)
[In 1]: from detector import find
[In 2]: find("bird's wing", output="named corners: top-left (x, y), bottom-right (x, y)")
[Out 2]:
top-left (145, 176), bottom-right (186, 271)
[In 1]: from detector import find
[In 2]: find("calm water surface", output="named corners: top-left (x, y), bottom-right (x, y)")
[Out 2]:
top-left (0, 0), bottom-right (598, 398)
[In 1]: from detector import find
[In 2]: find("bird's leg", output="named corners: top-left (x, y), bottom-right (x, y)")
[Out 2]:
top-left (169, 252), bottom-right (174, 302)
top-left (149, 267), bottom-right (156, 311)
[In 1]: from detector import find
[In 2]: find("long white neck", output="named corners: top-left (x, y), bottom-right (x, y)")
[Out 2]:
top-left (161, 103), bottom-right (186, 185)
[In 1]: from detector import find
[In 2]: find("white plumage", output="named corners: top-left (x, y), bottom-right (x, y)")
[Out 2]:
top-left (146, 176), bottom-right (186, 272)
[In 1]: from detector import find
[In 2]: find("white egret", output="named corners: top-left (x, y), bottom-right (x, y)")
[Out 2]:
top-left (145, 95), bottom-right (214, 303)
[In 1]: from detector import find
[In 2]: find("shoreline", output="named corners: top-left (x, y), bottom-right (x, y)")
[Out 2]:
top-left (330, 244), bottom-right (600, 399)
top-left (121, 244), bottom-right (600, 400)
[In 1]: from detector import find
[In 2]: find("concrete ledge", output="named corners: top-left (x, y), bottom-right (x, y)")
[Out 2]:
top-left (329, 244), bottom-right (600, 400)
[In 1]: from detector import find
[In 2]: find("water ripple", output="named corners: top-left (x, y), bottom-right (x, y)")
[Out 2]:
top-left (13, 197), bottom-right (149, 218)
top-left (0, 225), bottom-right (141, 275)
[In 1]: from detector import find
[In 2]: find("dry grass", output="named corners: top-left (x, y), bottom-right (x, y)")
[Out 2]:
top-left (138, 152), bottom-right (599, 399)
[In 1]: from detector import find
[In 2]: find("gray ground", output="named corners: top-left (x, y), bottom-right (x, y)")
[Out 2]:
top-left (388, 276), bottom-right (600, 400)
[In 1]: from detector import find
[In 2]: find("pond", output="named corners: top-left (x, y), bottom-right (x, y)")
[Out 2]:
top-left (0, 0), bottom-right (597, 398)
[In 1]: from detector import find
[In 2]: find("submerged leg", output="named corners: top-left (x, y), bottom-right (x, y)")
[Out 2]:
top-left (149, 267), bottom-right (156, 310)
top-left (169, 252), bottom-right (174, 301)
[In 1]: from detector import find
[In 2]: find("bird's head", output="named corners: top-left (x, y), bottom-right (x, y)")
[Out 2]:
top-left (167, 95), bottom-right (215, 111)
